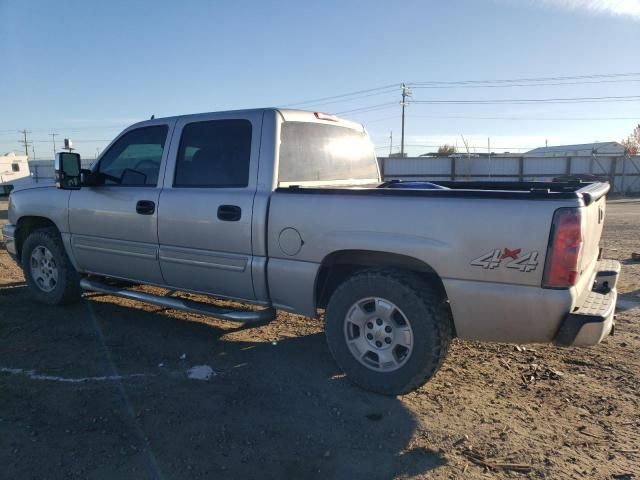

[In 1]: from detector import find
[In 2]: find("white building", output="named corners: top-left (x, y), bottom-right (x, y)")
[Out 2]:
top-left (524, 142), bottom-right (625, 157)
top-left (0, 152), bottom-right (32, 194)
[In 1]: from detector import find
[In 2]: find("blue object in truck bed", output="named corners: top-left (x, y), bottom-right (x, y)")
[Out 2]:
top-left (381, 181), bottom-right (449, 190)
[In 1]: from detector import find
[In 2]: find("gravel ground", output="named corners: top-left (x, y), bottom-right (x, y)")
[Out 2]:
top-left (0, 198), bottom-right (638, 479)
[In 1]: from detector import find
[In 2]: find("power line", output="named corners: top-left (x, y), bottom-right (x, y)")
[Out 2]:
top-left (375, 144), bottom-right (537, 150)
top-left (280, 84), bottom-right (397, 108)
top-left (364, 114), bottom-right (402, 123)
top-left (0, 124), bottom-right (129, 137)
top-left (31, 139), bottom-right (112, 143)
top-left (0, 138), bottom-right (113, 145)
top-left (406, 114), bottom-right (639, 121)
top-left (286, 89), bottom-right (396, 109)
top-left (336, 102), bottom-right (397, 115)
top-left (409, 78), bottom-right (640, 89)
top-left (44, 124), bottom-right (127, 132)
top-left (411, 95), bottom-right (640, 105)
top-left (408, 72), bottom-right (640, 86)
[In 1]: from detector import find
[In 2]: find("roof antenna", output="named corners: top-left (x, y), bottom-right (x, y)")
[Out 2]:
top-left (150, 114), bottom-right (155, 120)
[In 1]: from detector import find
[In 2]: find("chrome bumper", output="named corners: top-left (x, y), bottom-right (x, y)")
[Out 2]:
top-left (554, 259), bottom-right (620, 346)
top-left (2, 223), bottom-right (17, 261)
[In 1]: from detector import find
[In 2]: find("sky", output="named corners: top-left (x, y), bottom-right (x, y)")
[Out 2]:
top-left (1, 0), bottom-right (639, 159)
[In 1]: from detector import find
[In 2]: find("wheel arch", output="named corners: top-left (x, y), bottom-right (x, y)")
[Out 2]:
top-left (314, 249), bottom-right (448, 311)
top-left (15, 216), bottom-right (60, 261)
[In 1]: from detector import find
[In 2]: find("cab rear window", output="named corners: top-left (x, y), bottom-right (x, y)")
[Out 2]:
top-left (278, 122), bottom-right (379, 186)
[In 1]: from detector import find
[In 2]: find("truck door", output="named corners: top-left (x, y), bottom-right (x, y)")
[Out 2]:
top-left (157, 111), bottom-right (262, 301)
top-left (68, 121), bottom-right (174, 284)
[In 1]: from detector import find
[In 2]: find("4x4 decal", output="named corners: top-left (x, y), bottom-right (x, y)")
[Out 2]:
top-left (471, 248), bottom-right (539, 272)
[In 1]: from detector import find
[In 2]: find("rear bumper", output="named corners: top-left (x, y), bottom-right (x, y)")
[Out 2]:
top-left (554, 259), bottom-right (620, 346)
top-left (2, 223), bottom-right (18, 262)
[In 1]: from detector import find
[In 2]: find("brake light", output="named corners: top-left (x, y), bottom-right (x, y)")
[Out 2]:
top-left (314, 112), bottom-right (339, 122)
top-left (543, 208), bottom-right (583, 288)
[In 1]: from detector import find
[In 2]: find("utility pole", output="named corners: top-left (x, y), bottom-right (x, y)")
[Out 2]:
top-left (400, 83), bottom-right (411, 158)
top-left (488, 137), bottom-right (491, 178)
top-left (389, 131), bottom-right (393, 157)
top-left (49, 133), bottom-right (58, 156)
top-left (461, 135), bottom-right (471, 179)
top-left (19, 129), bottom-right (32, 157)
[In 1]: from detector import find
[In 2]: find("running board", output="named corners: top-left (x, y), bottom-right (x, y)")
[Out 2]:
top-left (80, 278), bottom-right (276, 324)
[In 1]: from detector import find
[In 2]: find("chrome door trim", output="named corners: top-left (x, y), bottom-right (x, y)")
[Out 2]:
top-left (72, 235), bottom-right (158, 260)
top-left (159, 245), bottom-right (248, 272)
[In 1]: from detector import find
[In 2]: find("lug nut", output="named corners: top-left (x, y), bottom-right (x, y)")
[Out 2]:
top-left (367, 322), bottom-right (373, 329)
top-left (376, 318), bottom-right (383, 326)
top-left (385, 326), bottom-right (392, 333)
top-left (366, 333), bottom-right (373, 340)
top-left (375, 341), bottom-right (382, 348)
top-left (385, 337), bottom-right (392, 344)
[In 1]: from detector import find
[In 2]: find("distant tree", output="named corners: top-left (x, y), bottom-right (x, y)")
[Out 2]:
top-left (621, 124), bottom-right (640, 155)
top-left (437, 144), bottom-right (457, 156)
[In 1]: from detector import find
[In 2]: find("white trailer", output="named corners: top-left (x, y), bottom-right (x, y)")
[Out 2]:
top-left (0, 152), bottom-right (31, 194)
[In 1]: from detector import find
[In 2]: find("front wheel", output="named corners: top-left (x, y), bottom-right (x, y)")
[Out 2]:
top-left (325, 269), bottom-right (453, 395)
top-left (21, 227), bottom-right (81, 305)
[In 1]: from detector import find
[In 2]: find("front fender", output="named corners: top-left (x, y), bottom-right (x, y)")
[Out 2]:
top-left (10, 187), bottom-right (76, 267)
top-left (10, 186), bottom-right (71, 233)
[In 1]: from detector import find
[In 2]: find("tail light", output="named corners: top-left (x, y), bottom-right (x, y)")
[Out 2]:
top-left (543, 208), bottom-right (583, 288)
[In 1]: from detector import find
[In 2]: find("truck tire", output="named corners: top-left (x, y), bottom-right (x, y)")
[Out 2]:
top-left (325, 268), bottom-right (453, 395)
top-left (21, 227), bottom-right (81, 305)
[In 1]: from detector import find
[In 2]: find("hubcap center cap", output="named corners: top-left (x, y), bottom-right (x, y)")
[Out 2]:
top-left (365, 318), bottom-right (393, 349)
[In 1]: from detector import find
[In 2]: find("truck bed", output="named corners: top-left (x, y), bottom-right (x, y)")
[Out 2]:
top-left (277, 180), bottom-right (610, 205)
top-left (267, 179), bottom-right (610, 344)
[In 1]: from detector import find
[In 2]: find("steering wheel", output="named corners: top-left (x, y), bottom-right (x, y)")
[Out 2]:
top-left (133, 159), bottom-right (158, 171)
top-left (99, 171), bottom-right (121, 183)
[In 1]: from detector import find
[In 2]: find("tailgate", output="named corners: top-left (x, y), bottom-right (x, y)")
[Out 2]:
top-left (581, 195), bottom-right (606, 274)
top-left (577, 183), bottom-right (609, 289)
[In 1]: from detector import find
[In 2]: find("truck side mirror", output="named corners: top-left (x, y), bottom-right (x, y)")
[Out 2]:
top-left (55, 152), bottom-right (82, 190)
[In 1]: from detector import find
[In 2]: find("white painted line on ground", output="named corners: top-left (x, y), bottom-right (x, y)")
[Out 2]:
top-left (0, 367), bottom-right (154, 383)
top-left (1, 365), bottom-right (219, 383)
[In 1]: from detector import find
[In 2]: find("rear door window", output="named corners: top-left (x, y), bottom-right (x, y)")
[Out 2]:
top-left (174, 119), bottom-right (252, 188)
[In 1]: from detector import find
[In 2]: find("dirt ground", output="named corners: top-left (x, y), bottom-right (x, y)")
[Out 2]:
top-left (0, 197), bottom-right (638, 479)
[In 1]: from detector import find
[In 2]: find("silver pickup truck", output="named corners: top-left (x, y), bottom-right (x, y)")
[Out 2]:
top-left (2, 109), bottom-right (620, 395)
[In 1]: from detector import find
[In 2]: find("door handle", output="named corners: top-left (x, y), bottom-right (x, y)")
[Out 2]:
top-left (136, 200), bottom-right (156, 215)
top-left (217, 204), bottom-right (241, 221)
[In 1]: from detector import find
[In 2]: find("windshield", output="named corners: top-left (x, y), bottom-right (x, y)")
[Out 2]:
top-left (278, 121), bottom-right (380, 186)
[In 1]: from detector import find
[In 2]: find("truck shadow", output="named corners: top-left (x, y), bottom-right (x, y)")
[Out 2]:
top-left (0, 291), bottom-right (447, 479)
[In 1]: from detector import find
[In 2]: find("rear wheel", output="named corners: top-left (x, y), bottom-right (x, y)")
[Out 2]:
top-left (21, 227), bottom-right (81, 305)
top-left (325, 268), bottom-right (452, 395)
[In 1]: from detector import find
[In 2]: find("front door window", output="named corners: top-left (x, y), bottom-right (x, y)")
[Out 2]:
top-left (98, 126), bottom-right (168, 186)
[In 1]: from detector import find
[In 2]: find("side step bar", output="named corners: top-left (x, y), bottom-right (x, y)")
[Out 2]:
top-left (80, 278), bottom-right (276, 324)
